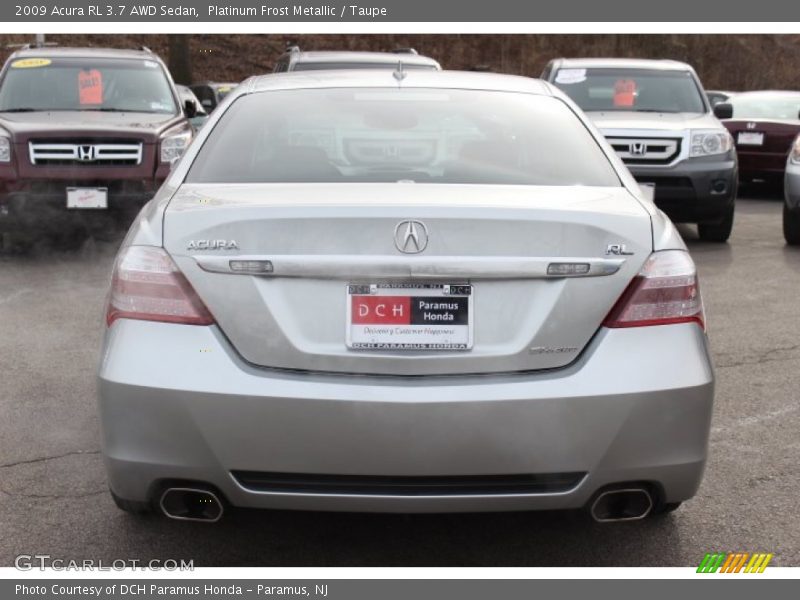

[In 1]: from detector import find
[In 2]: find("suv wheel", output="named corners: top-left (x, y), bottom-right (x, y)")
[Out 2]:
top-left (784, 203), bottom-right (800, 246)
top-left (698, 205), bottom-right (734, 243)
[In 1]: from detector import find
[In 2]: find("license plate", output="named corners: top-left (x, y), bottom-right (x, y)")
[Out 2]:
top-left (737, 132), bottom-right (764, 146)
top-left (66, 187), bottom-right (108, 209)
top-left (346, 283), bottom-right (473, 350)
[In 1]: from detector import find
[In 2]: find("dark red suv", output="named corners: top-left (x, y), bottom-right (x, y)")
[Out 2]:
top-left (0, 46), bottom-right (194, 247)
top-left (718, 90), bottom-right (800, 185)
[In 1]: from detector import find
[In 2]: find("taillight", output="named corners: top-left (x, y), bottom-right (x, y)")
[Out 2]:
top-left (603, 250), bottom-right (705, 330)
top-left (106, 246), bottom-right (214, 327)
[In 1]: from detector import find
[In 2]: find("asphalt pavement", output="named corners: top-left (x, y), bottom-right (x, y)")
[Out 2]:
top-left (0, 193), bottom-right (798, 567)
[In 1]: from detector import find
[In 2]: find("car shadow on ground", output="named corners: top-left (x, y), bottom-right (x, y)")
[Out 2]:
top-left (738, 181), bottom-right (784, 201)
top-left (105, 504), bottom-right (687, 567)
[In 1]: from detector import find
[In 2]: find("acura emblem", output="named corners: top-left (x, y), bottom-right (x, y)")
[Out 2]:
top-left (78, 145), bottom-right (94, 162)
top-left (394, 220), bottom-right (428, 254)
top-left (629, 142), bottom-right (647, 156)
top-left (746, 122), bottom-right (757, 130)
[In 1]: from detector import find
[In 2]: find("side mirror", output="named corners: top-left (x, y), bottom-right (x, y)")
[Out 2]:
top-left (714, 102), bottom-right (733, 119)
top-left (183, 99), bottom-right (197, 119)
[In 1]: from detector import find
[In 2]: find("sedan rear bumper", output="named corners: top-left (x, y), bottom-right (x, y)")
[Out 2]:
top-left (737, 149), bottom-right (789, 181)
top-left (97, 321), bottom-right (714, 513)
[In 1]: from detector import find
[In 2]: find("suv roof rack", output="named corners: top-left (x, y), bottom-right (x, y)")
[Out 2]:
top-left (286, 44), bottom-right (301, 53)
top-left (392, 48), bottom-right (418, 55)
top-left (140, 45), bottom-right (153, 53)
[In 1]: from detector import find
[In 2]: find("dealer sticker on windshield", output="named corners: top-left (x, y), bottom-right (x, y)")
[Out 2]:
top-left (346, 283), bottom-right (473, 350)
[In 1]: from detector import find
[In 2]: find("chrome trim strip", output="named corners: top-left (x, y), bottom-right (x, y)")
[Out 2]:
top-left (600, 127), bottom-right (690, 168)
top-left (28, 141), bottom-right (143, 165)
top-left (609, 137), bottom-right (679, 161)
top-left (194, 255), bottom-right (625, 279)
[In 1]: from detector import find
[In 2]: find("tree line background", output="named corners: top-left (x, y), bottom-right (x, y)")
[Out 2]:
top-left (1, 33), bottom-right (798, 92)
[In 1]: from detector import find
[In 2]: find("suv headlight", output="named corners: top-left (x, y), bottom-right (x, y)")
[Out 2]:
top-left (160, 129), bottom-right (192, 163)
top-left (690, 130), bottom-right (733, 157)
top-left (0, 136), bottom-right (11, 162)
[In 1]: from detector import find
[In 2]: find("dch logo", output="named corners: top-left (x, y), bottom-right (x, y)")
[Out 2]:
top-left (352, 296), bottom-right (411, 325)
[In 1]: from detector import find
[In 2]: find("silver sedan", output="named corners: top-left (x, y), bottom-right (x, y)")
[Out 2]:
top-left (784, 134), bottom-right (800, 245)
top-left (98, 70), bottom-right (713, 523)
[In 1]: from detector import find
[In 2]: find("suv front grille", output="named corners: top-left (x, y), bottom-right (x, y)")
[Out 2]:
top-left (29, 140), bottom-right (143, 166)
top-left (231, 470), bottom-right (586, 496)
top-left (607, 137), bottom-right (681, 165)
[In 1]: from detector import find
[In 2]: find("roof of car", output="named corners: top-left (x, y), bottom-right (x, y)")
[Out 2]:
top-left (285, 50), bottom-right (441, 68)
top-left (729, 90), bottom-right (800, 97)
top-left (246, 69), bottom-right (552, 95)
top-left (552, 58), bottom-right (694, 71)
top-left (191, 82), bottom-right (238, 88)
top-left (8, 46), bottom-right (159, 61)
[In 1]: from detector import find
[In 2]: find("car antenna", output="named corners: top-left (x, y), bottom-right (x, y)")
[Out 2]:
top-left (393, 61), bottom-right (406, 83)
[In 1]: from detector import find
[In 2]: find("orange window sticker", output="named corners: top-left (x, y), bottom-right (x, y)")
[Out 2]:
top-left (613, 79), bottom-right (637, 107)
top-left (78, 69), bottom-right (103, 105)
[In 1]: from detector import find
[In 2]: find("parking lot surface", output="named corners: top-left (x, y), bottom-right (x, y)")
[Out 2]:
top-left (0, 194), bottom-right (798, 567)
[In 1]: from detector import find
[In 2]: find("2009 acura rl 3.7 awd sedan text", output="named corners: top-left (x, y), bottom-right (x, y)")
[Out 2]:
top-left (98, 70), bottom-right (714, 523)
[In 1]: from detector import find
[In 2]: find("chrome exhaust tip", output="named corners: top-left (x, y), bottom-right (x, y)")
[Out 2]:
top-left (159, 487), bottom-right (224, 522)
top-left (590, 488), bottom-right (653, 523)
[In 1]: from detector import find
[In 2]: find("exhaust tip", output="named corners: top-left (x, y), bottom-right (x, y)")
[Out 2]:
top-left (159, 487), bottom-right (224, 522)
top-left (590, 487), bottom-right (653, 523)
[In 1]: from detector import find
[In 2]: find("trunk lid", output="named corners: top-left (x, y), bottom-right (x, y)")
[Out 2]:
top-left (164, 183), bottom-right (652, 376)
top-left (724, 119), bottom-right (800, 157)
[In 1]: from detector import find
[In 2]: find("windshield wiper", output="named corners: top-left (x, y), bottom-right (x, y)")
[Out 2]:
top-left (77, 107), bottom-right (131, 112)
top-left (78, 108), bottom-right (173, 114)
top-left (0, 108), bottom-right (39, 112)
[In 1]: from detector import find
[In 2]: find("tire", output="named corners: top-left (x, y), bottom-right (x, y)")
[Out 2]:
top-left (784, 203), bottom-right (800, 246)
top-left (698, 205), bottom-right (734, 243)
top-left (110, 489), bottom-right (152, 515)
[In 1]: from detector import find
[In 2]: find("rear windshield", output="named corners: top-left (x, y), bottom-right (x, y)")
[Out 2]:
top-left (552, 68), bottom-right (706, 114)
top-left (0, 57), bottom-right (177, 114)
top-left (292, 62), bottom-right (438, 71)
top-left (186, 88), bottom-right (620, 186)
top-left (728, 94), bottom-right (800, 120)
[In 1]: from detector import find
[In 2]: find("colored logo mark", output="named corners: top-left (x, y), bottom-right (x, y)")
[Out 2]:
top-left (697, 552), bottom-right (773, 573)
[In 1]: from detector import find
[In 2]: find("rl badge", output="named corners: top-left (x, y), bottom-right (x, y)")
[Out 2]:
top-left (346, 283), bottom-right (473, 350)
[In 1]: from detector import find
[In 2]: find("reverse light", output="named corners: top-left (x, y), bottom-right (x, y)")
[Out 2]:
top-left (547, 262), bottom-right (591, 276)
top-left (106, 246), bottom-right (213, 326)
top-left (160, 129), bottom-right (192, 163)
top-left (690, 130), bottom-right (732, 157)
top-left (603, 250), bottom-right (704, 329)
top-left (0, 136), bottom-right (11, 162)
